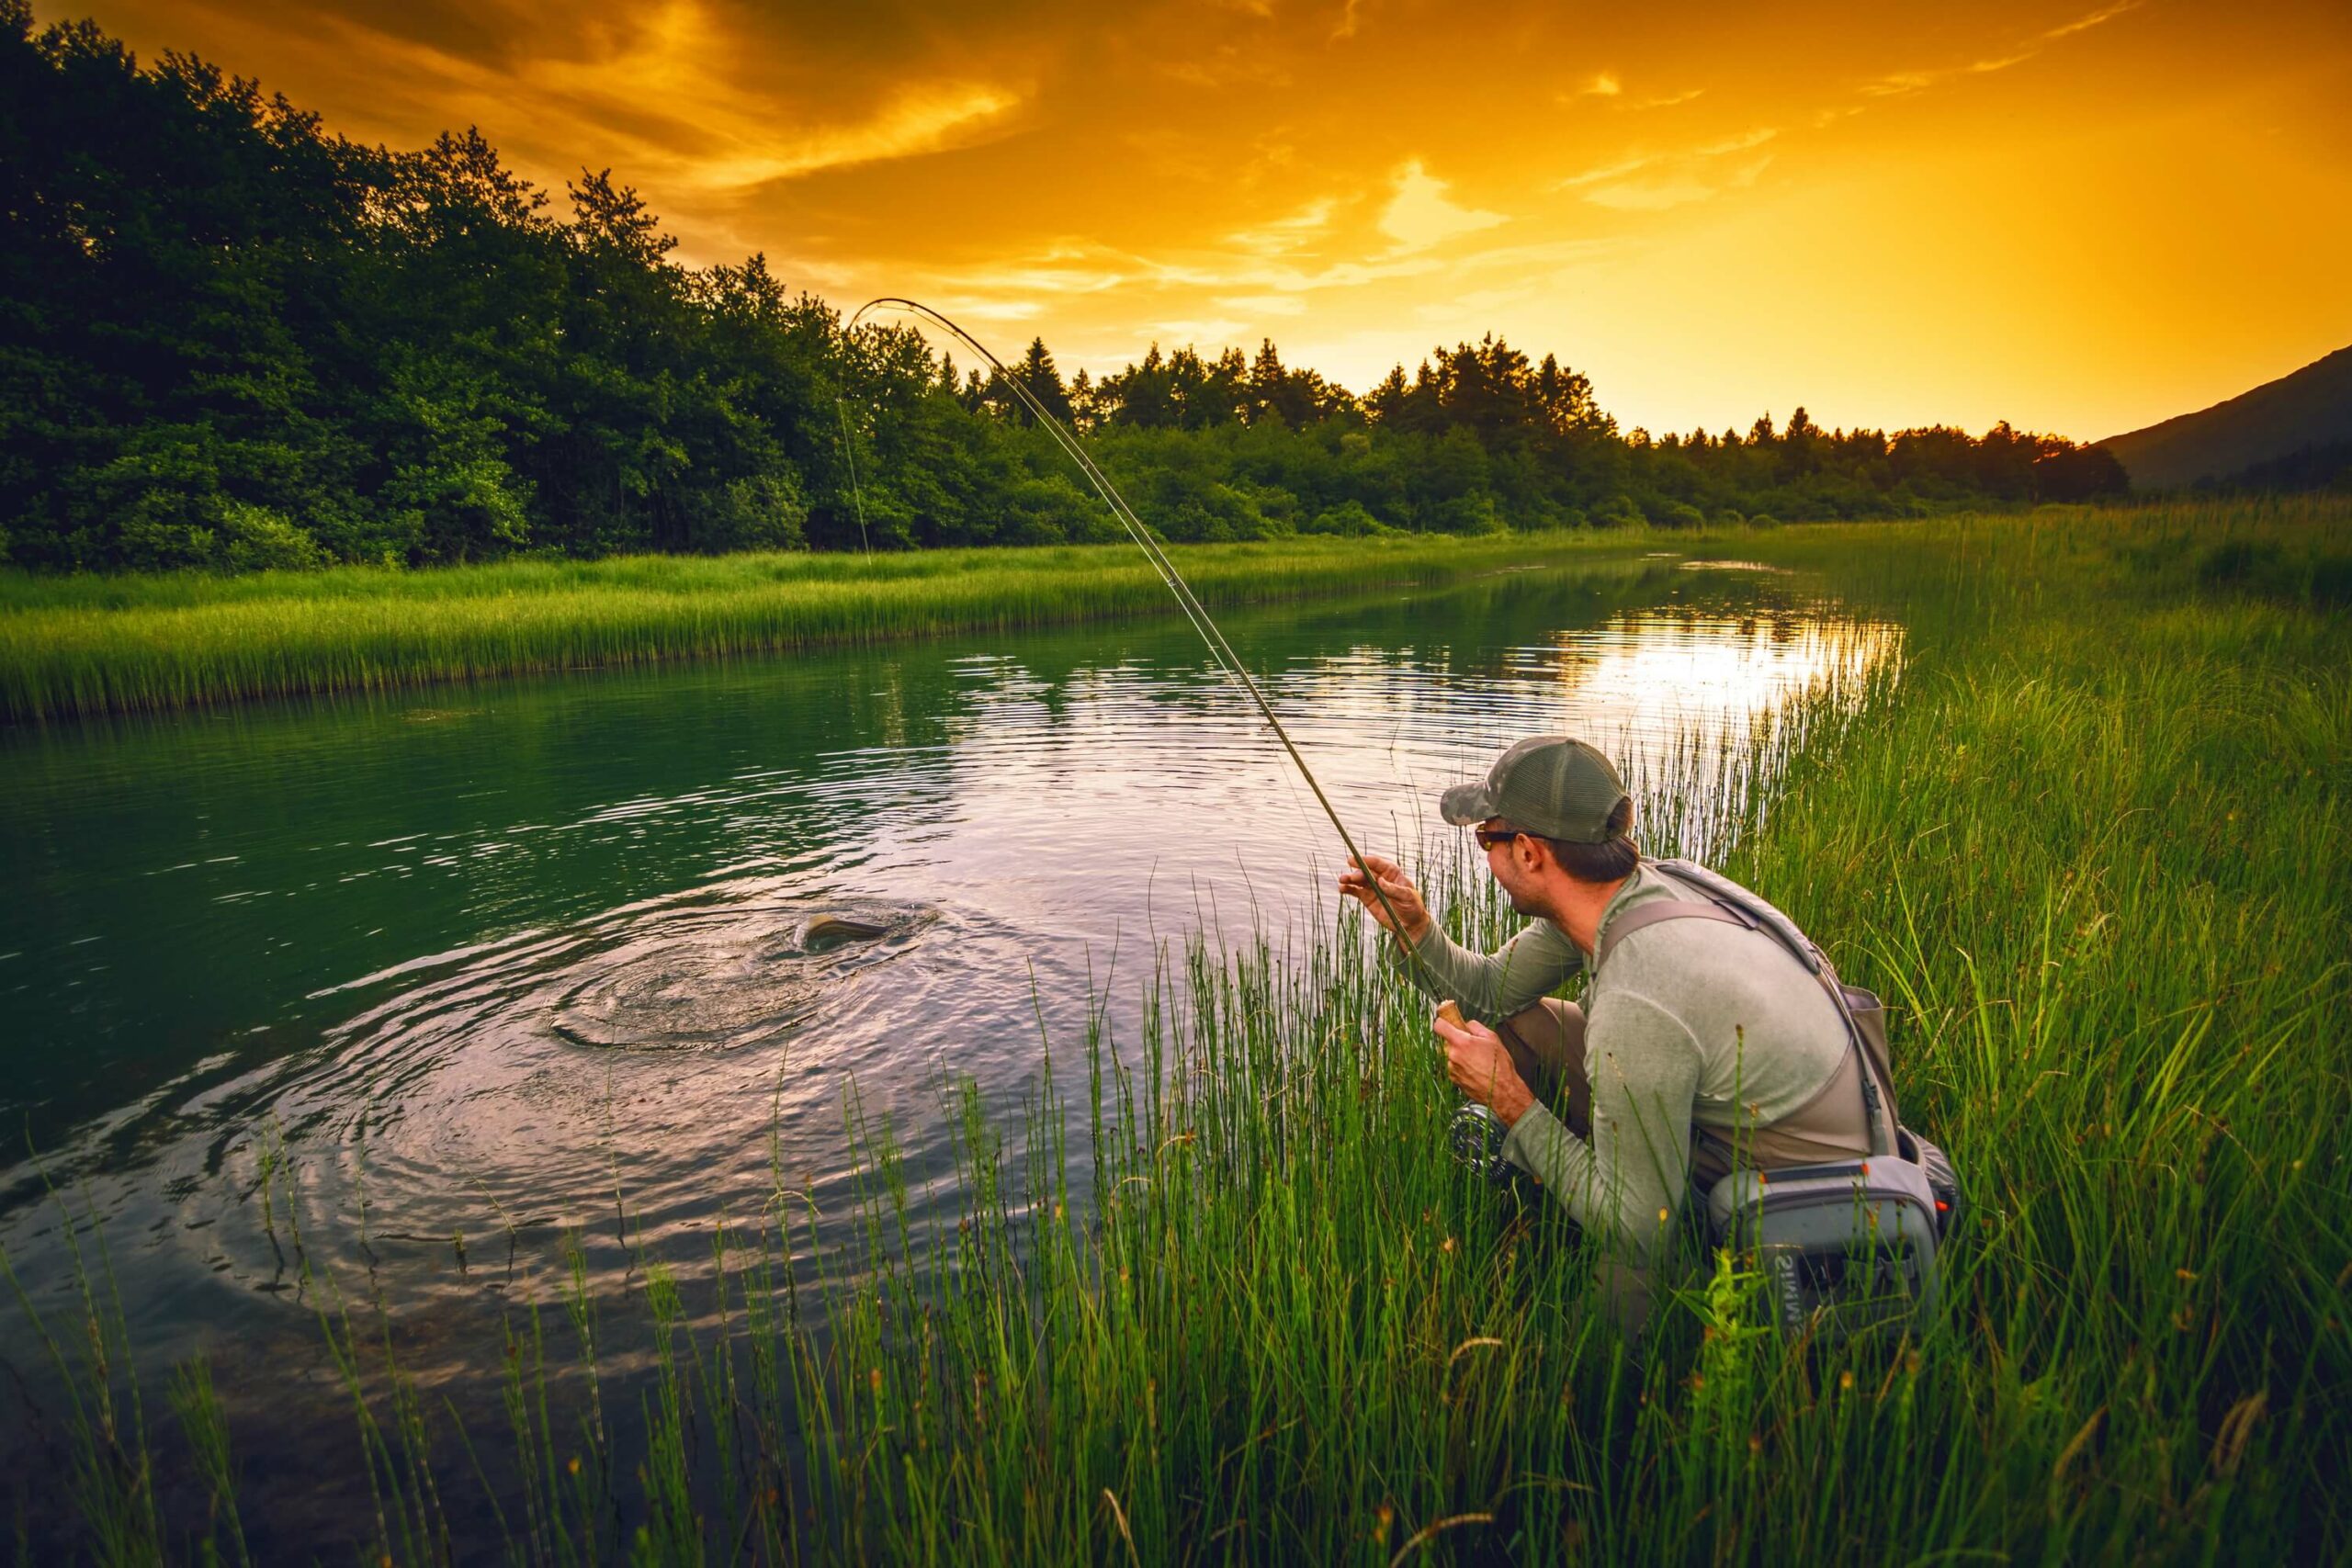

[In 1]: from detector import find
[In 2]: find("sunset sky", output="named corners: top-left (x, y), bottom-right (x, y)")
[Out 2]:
top-left (44, 0), bottom-right (2352, 440)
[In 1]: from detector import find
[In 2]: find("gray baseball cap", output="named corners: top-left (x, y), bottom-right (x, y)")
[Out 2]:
top-left (1439, 737), bottom-right (1629, 843)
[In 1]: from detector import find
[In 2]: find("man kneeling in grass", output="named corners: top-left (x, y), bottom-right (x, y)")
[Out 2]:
top-left (1338, 737), bottom-right (1870, 1323)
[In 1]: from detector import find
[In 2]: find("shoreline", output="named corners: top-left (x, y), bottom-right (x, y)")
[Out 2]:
top-left (2, 529), bottom-right (1713, 724)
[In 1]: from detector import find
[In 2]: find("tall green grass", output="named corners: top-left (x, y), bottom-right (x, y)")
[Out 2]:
top-left (9, 498), bottom-right (2343, 726)
top-left (6, 499), bottom-right (2347, 1561)
top-left (0, 532), bottom-right (1679, 722)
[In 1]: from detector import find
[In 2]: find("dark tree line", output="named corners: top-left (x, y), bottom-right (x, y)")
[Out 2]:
top-left (0, 3), bottom-right (2127, 573)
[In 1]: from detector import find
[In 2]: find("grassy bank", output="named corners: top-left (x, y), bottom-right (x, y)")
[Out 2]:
top-left (11, 500), bottom-right (2349, 1562)
top-left (757, 500), bottom-right (2345, 1562)
top-left (8, 499), bottom-right (2344, 728)
top-left (0, 531), bottom-right (1690, 723)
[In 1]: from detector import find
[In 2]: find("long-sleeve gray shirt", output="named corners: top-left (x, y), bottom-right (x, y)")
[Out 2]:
top-left (1399, 863), bottom-right (1852, 1262)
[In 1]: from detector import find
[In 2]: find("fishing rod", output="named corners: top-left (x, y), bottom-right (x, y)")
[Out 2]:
top-left (842, 297), bottom-right (1436, 984)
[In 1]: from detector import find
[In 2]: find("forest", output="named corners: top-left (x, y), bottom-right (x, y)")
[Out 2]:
top-left (0, 3), bottom-right (2130, 574)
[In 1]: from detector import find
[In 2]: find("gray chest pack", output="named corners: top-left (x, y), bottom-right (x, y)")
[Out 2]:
top-left (1598, 859), bottom-right (1964, 1342)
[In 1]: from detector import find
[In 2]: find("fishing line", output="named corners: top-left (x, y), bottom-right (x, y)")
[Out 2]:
top-left (845, 297), bottom-right (1435, 984)
top-left (834, 397), bottom-right (872, 554)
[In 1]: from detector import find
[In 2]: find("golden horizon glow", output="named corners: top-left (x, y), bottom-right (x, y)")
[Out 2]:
top-left (43, 0), bottom-right (2352, 440)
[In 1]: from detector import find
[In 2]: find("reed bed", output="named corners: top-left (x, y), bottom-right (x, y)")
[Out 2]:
top-left (8, 499), bottom-right (2349, 1562)
top-left (0, 532), bottom-right (1673, 723)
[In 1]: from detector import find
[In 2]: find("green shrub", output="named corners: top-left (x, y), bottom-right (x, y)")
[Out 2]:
top-left (696, 474), bottom-right (809, 554)
top-left (1427, 491), bottom-right (1504, 535)
top-left (1593, 492), bottom-right (1646, 528)
top-left (1001, 474), bottom-right (1105, 546)
top-left (215, 503), bottom-right (326, 573)
top-left (1300, 501), bottom-right (1392, 537)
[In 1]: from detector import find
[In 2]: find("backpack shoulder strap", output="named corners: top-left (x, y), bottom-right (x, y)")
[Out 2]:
top-left (1607, 860), bottom-right (1903, 1158)
top-left (1591, 897), bottom-right (1749, 971)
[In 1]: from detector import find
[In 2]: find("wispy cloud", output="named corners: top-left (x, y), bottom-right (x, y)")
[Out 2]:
top-left (2042, 0), bottom-right (2146, 43)
top-left (1559, 152), bottom-right (1663, 189)
top-left (1225, 197), bottom-right (1339, 256)
top-left (1151, 318), bottom-right (1253, 344)
top-left (1415, 280), bottom-right (1541, 321)
top-left (1579, 158), bottom-right (1774, 213)
top-left (934, 296), bottom-right (1045, 322)
top-left (1216, 292), bottom-right (1311, 317)
top-left (1378, 161), bottom-right (1508, 253)
top-left (293, 0), bottom-right (1028, 203)
top-left (685, 84), bottom-right (1023, 191)
top-left (1693, 128), bottom-right (1778, 156)
top-left (1860, 0), bottom-right (2145, 99)
top-left (930, 261), bottom-right (1129, 297)
top-left (1860, 70), bottom-right (1934, 98)
top-left (1558, 129), bottom-right (1778, 209)
top-left (1581, 176), bottom-right (1715, 212)
top-left (1567, 77), bottom-right (1702, 111)
top-left (1145, 250), bottom-right (1447, 296)
top-left (1159, 43), bottom-right (1293, 90)
top-left (919, 216), bottom-right (1603, 339)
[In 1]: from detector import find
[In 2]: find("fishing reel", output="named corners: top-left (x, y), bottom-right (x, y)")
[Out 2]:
top-left (1447, 1100), bottom-right (1516, 1186)
top-left (1437, 1000), bottom-right (1522, 1190)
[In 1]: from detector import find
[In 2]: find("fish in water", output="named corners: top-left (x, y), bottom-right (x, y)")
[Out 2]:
top-left (798, 912), bottom-right (893, 953)
top-left (549, 898), bottom-right (935, 1052)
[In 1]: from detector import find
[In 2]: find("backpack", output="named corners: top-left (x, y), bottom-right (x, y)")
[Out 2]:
top-left (1597, 858), bottom-right (1963, 1342)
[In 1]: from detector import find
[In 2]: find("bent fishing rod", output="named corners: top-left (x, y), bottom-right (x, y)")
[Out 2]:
top-left (843, 297), bottom-right (1437, 987)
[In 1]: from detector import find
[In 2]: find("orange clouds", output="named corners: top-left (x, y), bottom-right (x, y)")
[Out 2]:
top-left (40, 0), bottom-right (2352, 438)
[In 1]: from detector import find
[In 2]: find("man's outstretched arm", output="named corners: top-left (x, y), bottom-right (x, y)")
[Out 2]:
top-left (1340, 853), bottom-right (1583, 1021)
top-left (1405, 920), bottom-right (1585, 1022)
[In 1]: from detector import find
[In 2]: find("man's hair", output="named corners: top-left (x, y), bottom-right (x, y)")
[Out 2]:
top-left (1534, 796), bottom-right (1638, 885)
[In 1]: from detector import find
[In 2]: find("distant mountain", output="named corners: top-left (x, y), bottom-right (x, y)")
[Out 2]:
top-left (2097, 345), bottom-right (2352, 491)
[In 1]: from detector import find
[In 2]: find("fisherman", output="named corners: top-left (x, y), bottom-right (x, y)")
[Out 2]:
top-left (1337, 736), bottom-right (1875, 1323)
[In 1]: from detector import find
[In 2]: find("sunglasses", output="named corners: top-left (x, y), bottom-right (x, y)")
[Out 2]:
top-left (1473, 827), bottom-right (1522, 851)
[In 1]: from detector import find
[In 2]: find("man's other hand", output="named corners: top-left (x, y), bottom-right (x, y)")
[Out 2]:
top-left (1338, 854), bottom-right (1432, 944)
top-left (1433, 1009), bottom-right (1535, 1128)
